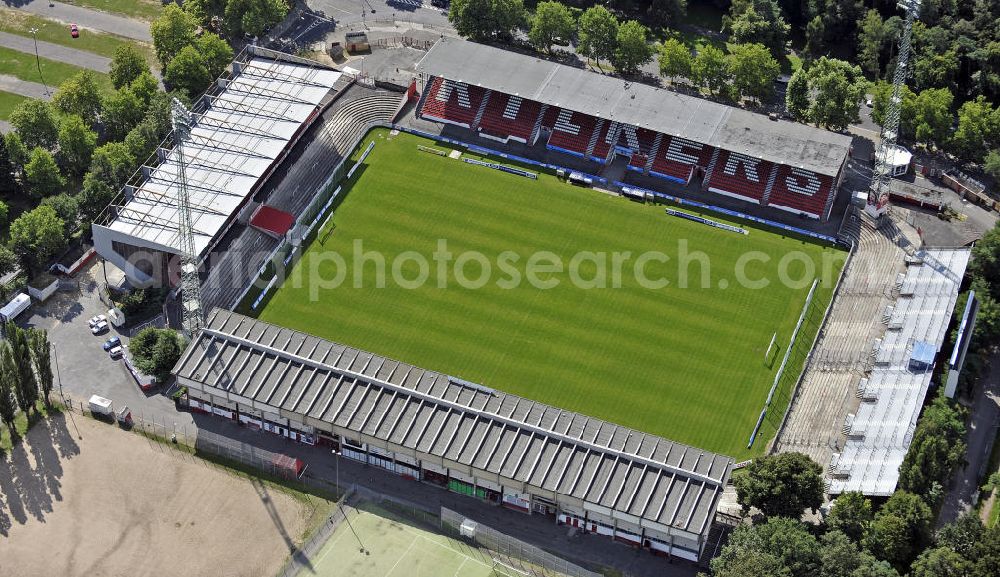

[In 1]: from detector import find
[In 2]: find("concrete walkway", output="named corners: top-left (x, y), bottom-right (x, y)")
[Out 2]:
top-left (0, 73), bottom-right (52, 99)
top-left (2, 0), bottom-right (152, 42)
top-left (939, 352), bottom-right (1000, 526)
top-left (0, 30), bottom-right (110, 72)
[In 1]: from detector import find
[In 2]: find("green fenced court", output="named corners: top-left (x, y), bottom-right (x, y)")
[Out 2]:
top-left (299, 503), bottom-right (497, 577)
top-left (257, 128), bottom-right (846, 459)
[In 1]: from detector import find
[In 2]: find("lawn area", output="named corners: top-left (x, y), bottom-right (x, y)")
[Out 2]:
top-left (0, 45), bottom-right (113, 92)
top-left (257, 129), bottom-right (845, 459)
top-left (0, 90), bottom-right (29, 119)
top-left (60, 0), bottom-right (162, 21)
top-left (0, 8), bottom-right (155, 64)
top-left (0, 400), bottom-right (60, 453)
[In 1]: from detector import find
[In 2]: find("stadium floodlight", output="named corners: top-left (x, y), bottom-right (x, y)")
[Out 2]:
top-left (866, 0), bottom-right (922, 218)
top-left (172, 98), bottom-right (205, 336)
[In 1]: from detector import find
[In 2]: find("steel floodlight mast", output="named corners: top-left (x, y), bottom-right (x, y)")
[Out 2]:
top-left (866, 0), bottom-right (922, 218)
top-left (171, 98), bottom-right (205, 336)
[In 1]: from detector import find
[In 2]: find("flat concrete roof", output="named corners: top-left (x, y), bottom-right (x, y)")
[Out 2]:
top-left (415, 38), bottom-right (853, 176)
top-left (175, 309), bottom-right (733, 537)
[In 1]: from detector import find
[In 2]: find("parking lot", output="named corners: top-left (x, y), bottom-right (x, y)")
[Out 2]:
top-left (18, 261), bottom-right (194, 432)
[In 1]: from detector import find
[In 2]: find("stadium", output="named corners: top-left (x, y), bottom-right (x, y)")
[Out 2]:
top-left (89, 37), bottom-right (966, 566)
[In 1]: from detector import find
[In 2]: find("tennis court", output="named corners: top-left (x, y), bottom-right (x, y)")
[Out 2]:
top-left (301, 503), bottom-right (501, 577)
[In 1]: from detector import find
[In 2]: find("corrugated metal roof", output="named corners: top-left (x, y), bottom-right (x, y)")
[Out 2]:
top-left (175, 309), bottom-right (733, 535)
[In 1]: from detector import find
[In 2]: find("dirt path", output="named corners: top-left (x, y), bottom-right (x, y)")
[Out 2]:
top-left (0, 72), bottom-right (51, 98)
top-left (0, 413), bottom-right (313, 577)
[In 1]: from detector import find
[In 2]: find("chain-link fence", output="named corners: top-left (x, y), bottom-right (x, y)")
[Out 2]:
top-left (274, 488), bottom-right (355, 577)
top-left (440, 507), bottom-right (602, 577)
top-left (195, 429), bottom-right (306, 479)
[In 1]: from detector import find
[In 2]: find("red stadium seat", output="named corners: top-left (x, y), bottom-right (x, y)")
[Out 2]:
top-left (705, 149), bottom-right (773, 203)
top-left (477, 92), bottom-right (542, 143)
top-left (766, 165), bottom-right (833, 218)
top-left (546, 109), bottom-right (598, 157)
top-left (627, 128), bottom-right (658, 171)
top-left (419, 77), bottom-right (487, 128)
top-left (649, 135), bottom-right (713, 185)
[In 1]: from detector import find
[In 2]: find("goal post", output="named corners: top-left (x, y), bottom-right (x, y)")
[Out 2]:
top-left (492, 558), bottom-right (531, 577)
top-left (765, 332), bottom-right (777, 362)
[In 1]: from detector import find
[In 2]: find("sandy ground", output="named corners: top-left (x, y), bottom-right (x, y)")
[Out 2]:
top-left (0, 412), bottom-right (312, 577)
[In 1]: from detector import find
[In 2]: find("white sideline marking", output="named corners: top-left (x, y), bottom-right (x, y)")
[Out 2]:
top-left (386, 535), bottom-right (420, 576)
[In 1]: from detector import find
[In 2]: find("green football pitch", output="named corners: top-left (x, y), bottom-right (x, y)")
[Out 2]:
top-left (299, 504), bottom-right (499, 577)
top-left (258, 128), bottom-right (845, 459)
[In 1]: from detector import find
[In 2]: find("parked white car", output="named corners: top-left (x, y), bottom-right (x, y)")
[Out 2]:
top-left (88, 314), bottom-right (107, 328)
top-left (91, 320), bottom-right (109, 335)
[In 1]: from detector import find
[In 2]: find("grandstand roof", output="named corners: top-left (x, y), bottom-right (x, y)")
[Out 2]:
top-left (175, 309), bottom-right (733, 536)
top-left (415, 38), bottom-right (853, 177)
top-left (829, 248), bottom-right (970, 496)
top-left (100, 55), bottom-right (341, 257)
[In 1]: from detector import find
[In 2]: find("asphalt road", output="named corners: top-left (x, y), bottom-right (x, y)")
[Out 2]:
top-left (2, 0), bottom-right (152, 42)
top-left (0, 73), bottom-right (52, 99)
top-left (939, 352), bottom-right (1000, 526)
top-left (303, 0), bottom-right (451, 30)
top-left (0, 30), bottom-right (110, 72)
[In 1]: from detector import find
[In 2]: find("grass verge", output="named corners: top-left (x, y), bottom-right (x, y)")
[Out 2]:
top-left (0, 399), bottom-right (63, 453)
top-left (0, 45), bottom-right (113, 92)
top-left (0, 8), bottom-right (155, 64)
top-left (59, 0), bottom-right (162, 21)
top-left (0, 90), bottom-right (29, 119)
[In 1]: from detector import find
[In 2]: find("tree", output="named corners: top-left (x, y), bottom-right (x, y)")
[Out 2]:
top-left (871, 81), bottom-right (917, 138)
top-left (224, 0), bottom-right (289, 38)
top-left (785, 68), bottom-right (810, 119)
top-left (23, 147), bottom-right (64, 198)
top-left (693, 44), bottom-right (731, 97)
top-left (9, 99), bottom-right (59, 151)
top-left (863, 491), bottom-right (933, 571)
top-left (912, 88), bottom-right (954, 146)
top-left (165, 45), bottom-right (212, 99)
top-left (0, 246), bottom-right (17, 280)
top-left (7, 323), bottom-right (38, 417)
top-left (658, 38), bottom-right (692, 84)
top-left (712, 550), bottom-right (790, 577)
top-left (937, 514), bottom-right (984, 558)
top-left (56, 114), bottom-right (98, 177)
top-left (529, 1), bottom-right (575, 53)
top-left (985, 150), bottom-right (1000, 181)
top-left (52, 71), bottom-right (103, 126)
top-left (5, 132), bottom-right (29, 178)
top-left (909, 547), bottom-right (972, 577)
top-left (41, 194), bottom-right (79, 235)
top-left (802, 16), bottom-right (825, 62)
top-left (856, 10), bottom-right (885, 79)
top-left (723, 0), bottom-right (790, 57)
top-left (0, 345), bottom-right (17, 435)
top-left (102, 88), bottom-right (146, 142)
top-left (0, 201), bottom-right (8, 231)
top-left (129, 327), bottom-right (183, 380)
top-left (110, 43), bottom-right (151, 90)
top-left (914, 49), bottom-right (959, 92)
top-left (578, 5), bottom-right (619, 67)
top-left (151, 3), bottom-right (197, 67)
top-left (818, 530), bottom-right (894, 577)
top-left (711, 517), bottom-right (820, 577)
top-left (898, 394), bottom-right (967, 502)
top-left (971, 523), bottom-right (1000, 577)
top-left (805, 57), bottom-right (868, 130)
top-left (78, 176), bottom-right (116, 224)
top-left (27, 329), bottom-right (53, 409)
top-left (612, 20), bottom-right (653, 75)
top-left (8, 205), bottom-right (67, 271)
top-left (124, 119), bottom-right (161, 164)
top-left (128, 71), bottom-right (160, 111)
top-left (951, 97), bottom-right (1000, 162)
top-left (728, 42), bottom-right (780, 103)
top-left (0, 132), bottom-right (16, 193)
top-left (88, 141), bottom-right (136, 191)
top-left (196, 32), bottom-right (233, 79)
top-left (826, 492), bottom-right (873, 543)
top-left (734, 452), bottom-right (824, 518)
